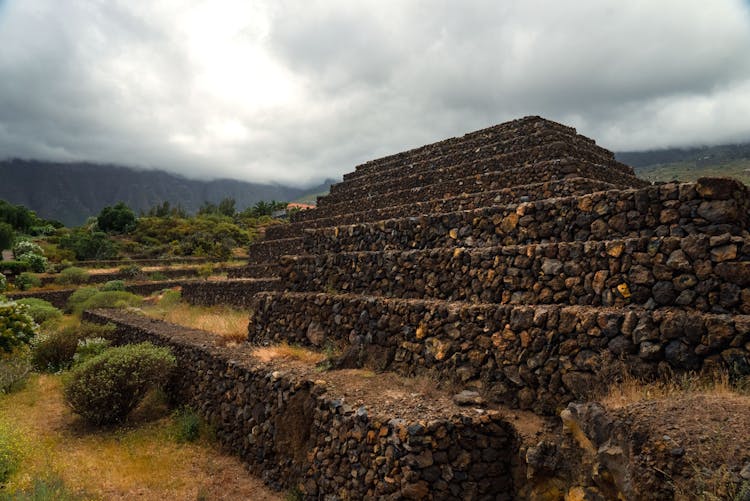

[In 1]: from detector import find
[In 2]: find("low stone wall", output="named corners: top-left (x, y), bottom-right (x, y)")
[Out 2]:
top-left (248, 292), bottom-right (750, 415)
top-left (247, 237), bottom-right (303, 265)
top-left (181, 279), bottom-right (281, 308)
top-left (74, 256), bottom-right (243, 268)
top-left (7, 279), bottom-right (194, 309)
top-left (83, 309), bottom-right (517, 500)
top-left (38, 264), bottom-right (240, 287)
top-left (227, 262), bottom-right (281, 279)
top-left (284, 235), bottom-right (750, 313)
top-left (304, 179), bottom-right (750, 254)
top-left (272, 178), bottom-right (616, 240)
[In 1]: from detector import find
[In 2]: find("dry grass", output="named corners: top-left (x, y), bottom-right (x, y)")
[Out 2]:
top-left (253, 343), bottom-right (327, 365)
top-left (141, 302), bottom-right (249, 345)
top-left (0, 374), bottom-right (281, 500)
top-left (602, 370), bottom-right (747, 409)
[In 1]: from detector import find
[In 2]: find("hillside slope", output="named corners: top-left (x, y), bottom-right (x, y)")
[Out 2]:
top-left (616, 142), bottom-right (750, 185)
top-left (0, 159), bottom-right (333, 225)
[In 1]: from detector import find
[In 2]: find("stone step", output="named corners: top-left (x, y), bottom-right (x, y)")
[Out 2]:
top-left (330, 133), bottom-right (629, 199)
top-left (320, 156), bottom-right (644, 208)
top-left (282, 235), bottom-right (750, 313)
top-left (248, 291), bottom-right (750, 414)
top-left (227, 262), bottom-right (281, 279)
top-left (271, 178), bottom-right (617, 241)
top-left (181, 278), bottom-right (281, 308)
top-left (246, 236), bottom-right (304, 265)
top-left (346, 116), bottom-right (581, 180)
top-left (84, 309), bottom-right (518, 499)
top-left (313, 160), bottom-right (647, 223)
top-left (303, 179), bottom-right (750, 254)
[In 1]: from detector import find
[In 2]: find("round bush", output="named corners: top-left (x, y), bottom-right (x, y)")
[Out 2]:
top-left (12, 240), bottom-right (44, 258)
top-left (32, 321), bottom-right (115, 372)
top-left (18, 252), bottom-right (48, 273)
top-left (0, 346), bottom-right (32, 394)
top-left (0, 301), bottom-right (38, 353)
top-left (65, 286), bottom-right (99, 313)
top-left (14, 272), bottom-right (41, 291)
top-left (55, 266), bottom-right (90, 285)
top-left (63, 342), bottom-right (176, 425)
top-left (0, 273), bottom-right (6, 293)
top-left (15, 298), bottom-right (62, 325)
top-left (72, 291), bottom-right (142, 315)
top-left (101, 280), bottom-right (125, 292)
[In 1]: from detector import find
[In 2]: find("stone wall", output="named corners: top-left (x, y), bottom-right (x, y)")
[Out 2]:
top-left (37, 264), bottom-right (240, 287)
top-left (7, 279), bottom-right (192, 309)
top-left (271, 178), bottom-right (616, 240)
top-left (326, 142), bottom-right (635, 204)
top-left (319, 160), bottom-right (646, 213)
top-left (181, 279), bottom-right (281, 308)
top-left (248, 292), bottom-right (750, 415)
top-left (84, 309), bottom-right (518, 500)
top-left (283, 235), bottom-right (750, 313)
top-left (304, 180), bottom-right (750, 254)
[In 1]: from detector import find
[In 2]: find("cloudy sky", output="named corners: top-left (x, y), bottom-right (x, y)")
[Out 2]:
top-left (1, 0), bottom-right (749, 186)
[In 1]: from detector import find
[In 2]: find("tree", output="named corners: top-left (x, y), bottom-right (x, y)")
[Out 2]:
top-left (218, 197), bottom-right (236, 217)
top-left (97, 202), bottom-right (136, 233)
top-left (0, 222), bottom-right (14, 250)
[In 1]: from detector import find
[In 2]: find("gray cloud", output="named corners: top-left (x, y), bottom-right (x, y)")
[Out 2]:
top-left (0, 0), bottom-right (749, 186)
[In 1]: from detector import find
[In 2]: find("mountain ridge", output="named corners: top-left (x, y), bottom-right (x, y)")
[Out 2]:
top-left (0, 159), bottom-right (335, 226)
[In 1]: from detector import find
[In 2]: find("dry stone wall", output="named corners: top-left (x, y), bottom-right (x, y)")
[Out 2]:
top-left (273, 178), bottom-right (617, 240)
top-left (282, 235), bottom-right (750, 313)
top-left (181, 278), bottom-right (281, 308)
top-left (304, 180), bottom-right (750, 254)
top-left (248, 292), bottom-right (750, 414)
top-left (84, 309), bottom-right (518, 500)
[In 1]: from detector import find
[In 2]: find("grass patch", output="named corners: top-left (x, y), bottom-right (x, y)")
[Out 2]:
top-left (141, 301), bottom-right (248, 345)
top-left (602, 369), bottom-right (748, 409)
top-left (0, 374), bottom-right (281, 500)
top-left (253, 343), bottom-right (327, 365)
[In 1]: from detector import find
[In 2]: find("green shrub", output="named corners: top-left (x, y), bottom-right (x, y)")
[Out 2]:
top-left (0, 301), bottom-right (38, 353)
top-left (72, 337), bottom-right (111, 366)
top-left (0, 419), bottom-right (25, 483)
top-left (18, 253), bottom-right (48, 273)
top-left (171, 406), bottom-right (203, 442)
top-left (12, 240), bottom-right (44, 258)
top-left (32, 321), bottom-right (115, 372)
top-left (0, 273), bottom-right (6, 293)
top-left (72, 291), bottom-right (142, 315)
top-left (158, 289), bottom-right (181, 307)
top-left (101, 280), bottom-right (125, 291)
top-left (55, 267), bottom-right (89, 285)
top-left (197, 264), bottom-right (213, 279)
top-left (0, 261), bottom-right (28, 275)
top-left (65, 286), bottom-right (99, 313)
top-left (0, 346), bottom-right (32, 394)
top-left (14, 298), bottom-right (61, 325)
top-left (13, 273), bottom-right (39, 291)
top-left (118, 264), bottom-right (143, 279)
top-left (63, 342), bottom-right (176, 425)
top-left (149, 272), bottom-right (167, 281)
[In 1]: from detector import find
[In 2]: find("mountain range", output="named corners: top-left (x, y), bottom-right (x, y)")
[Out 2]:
top-left (0, 159), bottom-right (335, 226)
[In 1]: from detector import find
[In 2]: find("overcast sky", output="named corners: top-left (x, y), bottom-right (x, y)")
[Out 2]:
top-left (1, 0), bottom-right (749, 186)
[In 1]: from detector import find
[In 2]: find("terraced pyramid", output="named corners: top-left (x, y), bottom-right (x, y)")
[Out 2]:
top-left (247, 116), bottom-right (749, 414)
top-left (109, 116), bottom-right (749, 499)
